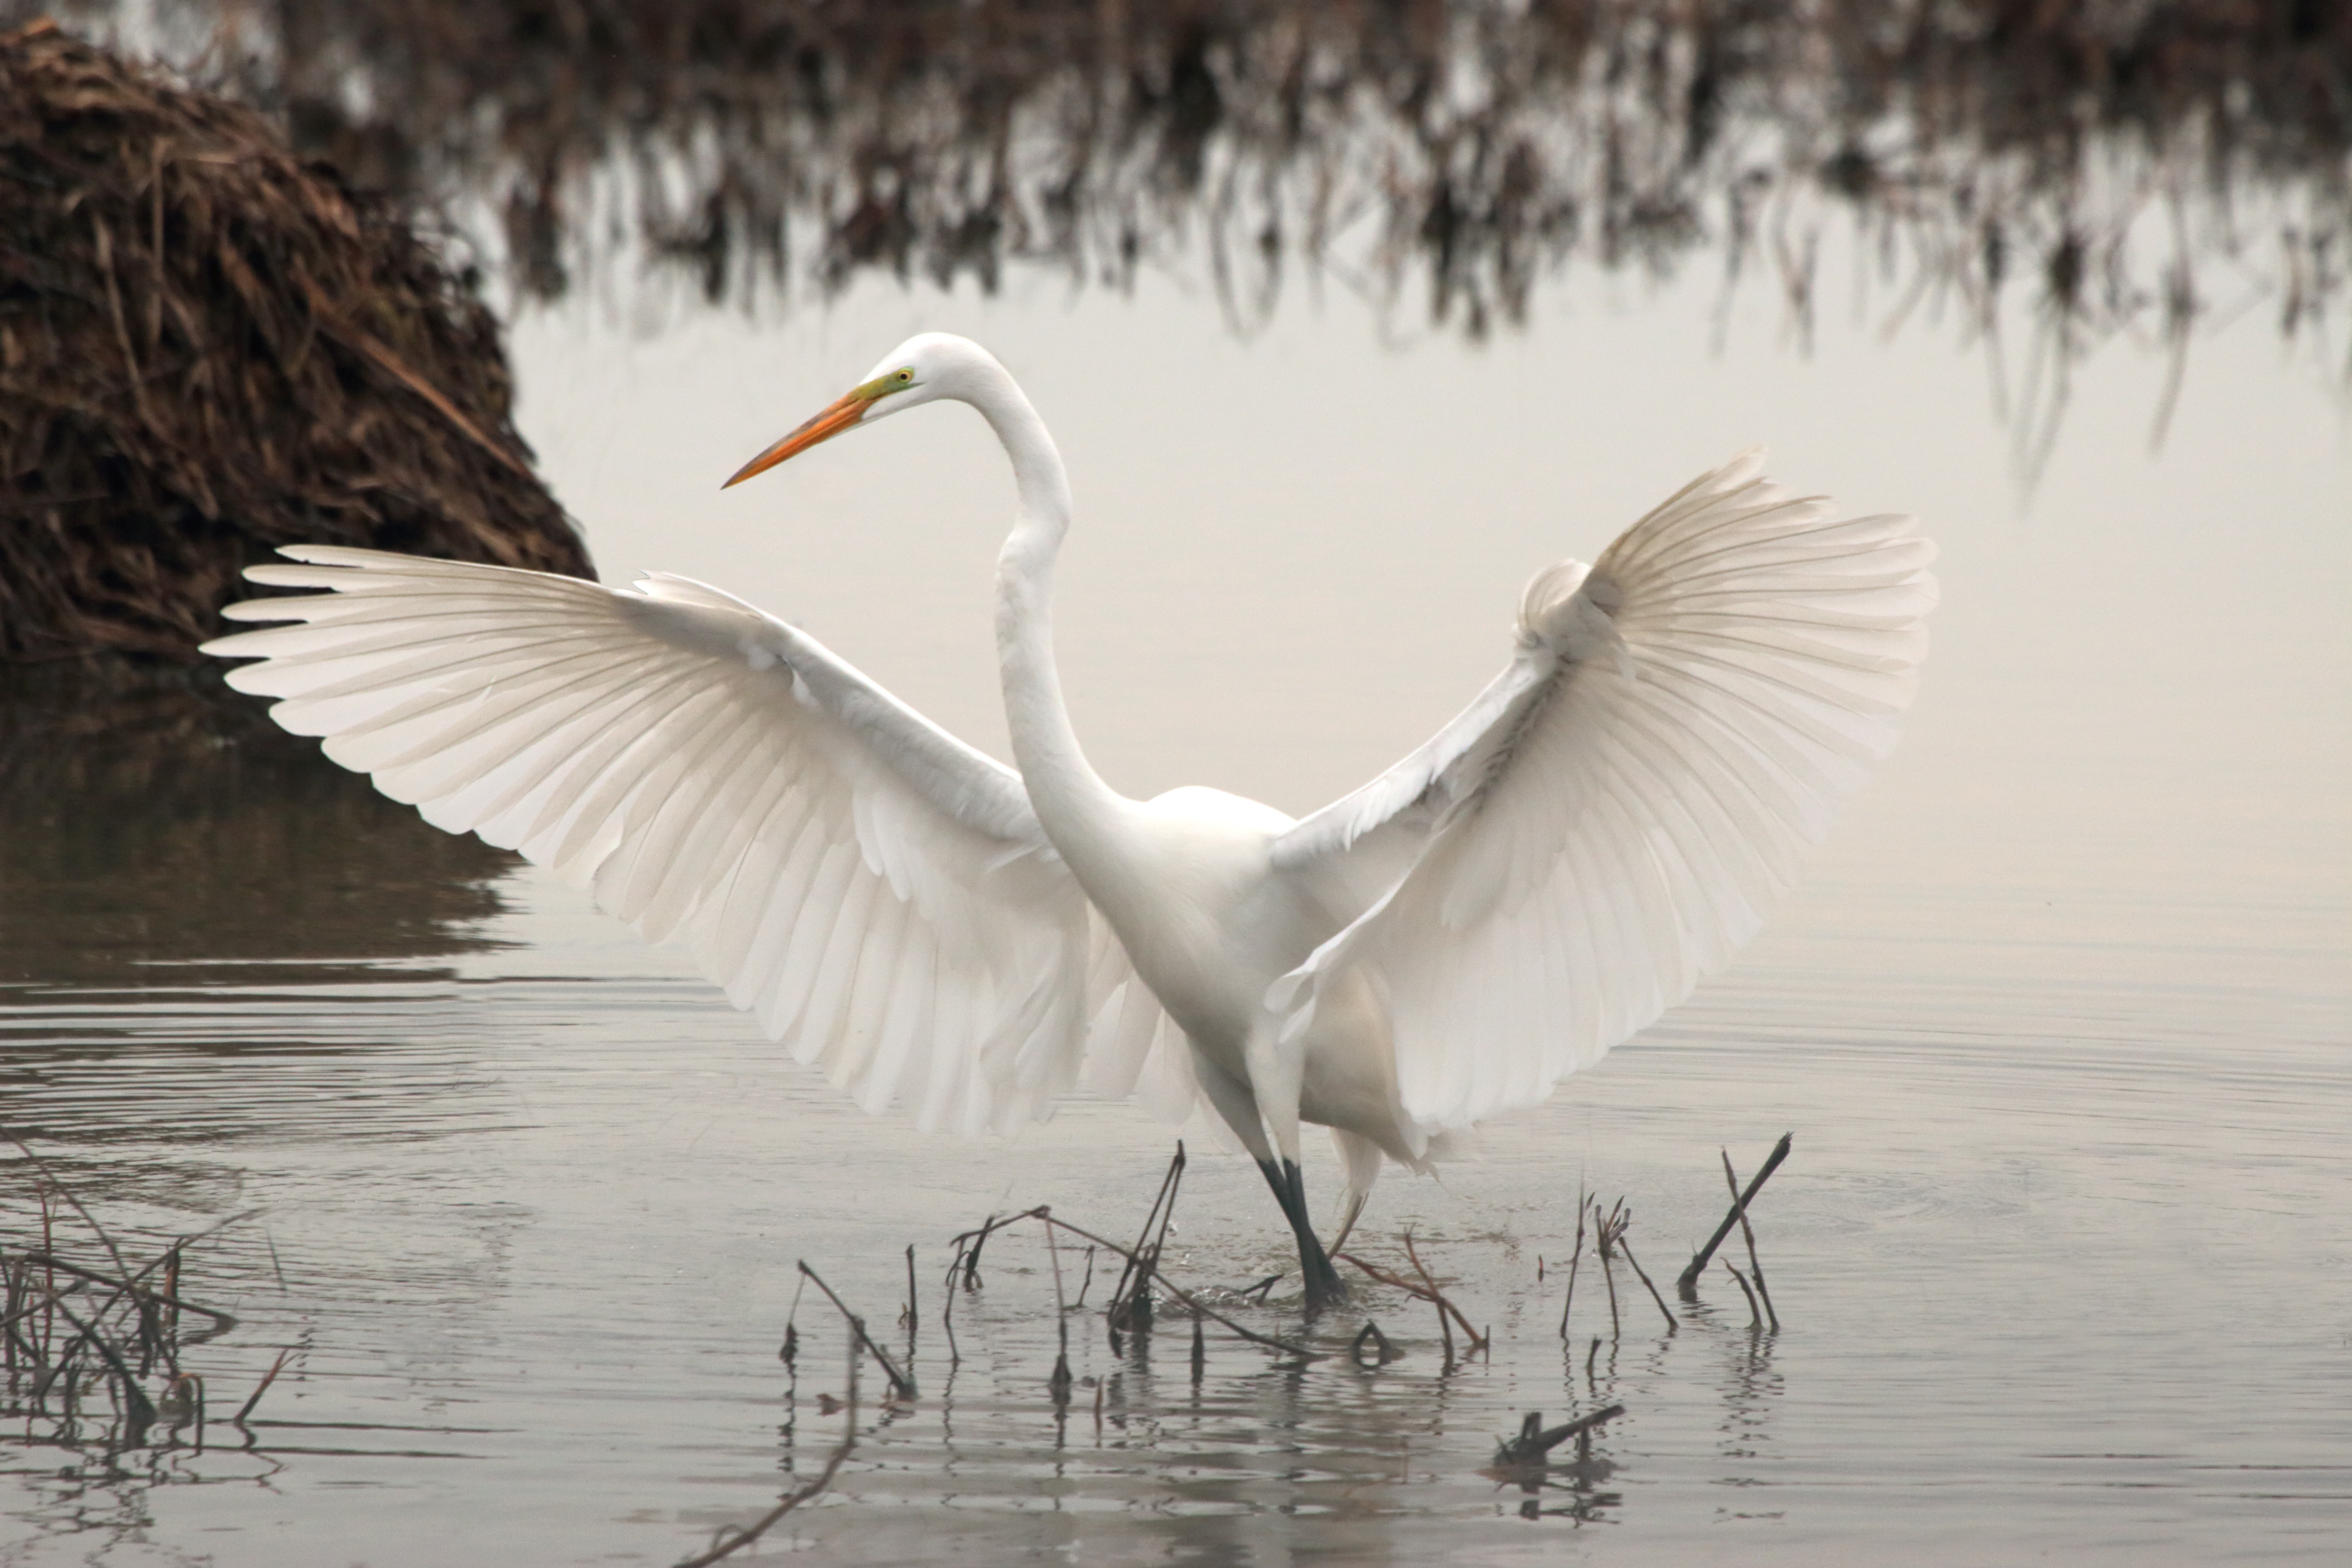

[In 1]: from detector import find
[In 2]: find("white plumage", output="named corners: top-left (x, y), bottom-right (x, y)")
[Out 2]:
top-left (206, 334), bottom-right (1934, 1309)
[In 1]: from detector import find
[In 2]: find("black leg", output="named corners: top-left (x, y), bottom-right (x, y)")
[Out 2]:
top-left (1255, 1157), bottom-right (1350, 1313)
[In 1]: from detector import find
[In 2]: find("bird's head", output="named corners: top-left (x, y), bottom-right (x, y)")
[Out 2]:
top-left (722, 333), bottom-right (995, 488)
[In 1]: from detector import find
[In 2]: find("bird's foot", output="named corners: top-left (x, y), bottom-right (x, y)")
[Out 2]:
top-left (1299, 1234), bottom-right (1351, 1315)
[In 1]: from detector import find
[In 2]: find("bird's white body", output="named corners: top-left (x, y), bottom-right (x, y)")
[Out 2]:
top-left (206, 334), bottom-right (1936, 1301)
top-left (1068, 784), bottom-right (1406, 1173)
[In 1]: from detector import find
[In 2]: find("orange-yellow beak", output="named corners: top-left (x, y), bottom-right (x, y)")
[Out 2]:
top-left (722, 389), bottom-right (871, 489)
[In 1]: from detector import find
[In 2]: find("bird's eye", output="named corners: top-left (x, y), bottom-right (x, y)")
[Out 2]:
top-left (895, 368), bottom-right (914, 383)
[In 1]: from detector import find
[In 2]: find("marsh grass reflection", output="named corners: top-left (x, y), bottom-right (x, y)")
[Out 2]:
top-left (103, 1), bottom-right (2330, 422)
top-left (0, 671), bottom-right (515, 986)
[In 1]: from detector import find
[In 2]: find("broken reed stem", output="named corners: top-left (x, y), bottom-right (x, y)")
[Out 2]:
top-left (1678, 1132), bottom-right (1793, 1300)
top-left (796, 1262), bottom-right (916, 1400)
top-left (233, 1347), bottom-right (291, 1425)
top-left (1596, 1200), bottom-right (1623, 1341)
top-left (1720, 1149), bottom-right (1779, 1330)
top-left (11, 1250), bottom-right (239, 1332)
top-left (1046, 1222), bottom-right (1073, 1401)
top-left (1013, 1209), bottom-right (1311, 1357)
top-left (1494, 1401), bottom-right (1626, 1466)
top-left (954, 1211), bottom-right (1005, 1291)
top-left (1615, 1236), bottom-right (1678, 1333)
top-left (1559, 1182), bottom-right (1587, 1341)
top-left (3, 1133), bottom-right (132, 1286)
top-left (780, 1270), bottom-right (806, 1370)
top-left (31, 1286), bottom-right (155, 1430)
top-left (1403, 1231), bottom-right (1487, 1351)
top-left (676, 1334), bottom-right (860, 1568)
top-left (1339, 1239), bottom-right (1487, 1352)
top-left (1109, 1143), bottom-right (1185, 1332)
top-left (1405, 1232), bottom-right (1455, 1370)
top-left (1348, 1320), bottom-right (1402, 1368)
top-left (902, 1244), bottom-right (918, 1334)
top-left (1723, 1261), bottom-right (1761, 1329)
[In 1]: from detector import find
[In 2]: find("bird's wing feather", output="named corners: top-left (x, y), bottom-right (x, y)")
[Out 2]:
top-left (203, 547), bottom-right (1177, 1133)
top-left (1268, 450), bottom-right (1936, 1134)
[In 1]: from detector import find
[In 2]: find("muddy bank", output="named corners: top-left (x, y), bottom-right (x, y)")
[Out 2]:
top-left (0, 22), bottom-right (591, 665)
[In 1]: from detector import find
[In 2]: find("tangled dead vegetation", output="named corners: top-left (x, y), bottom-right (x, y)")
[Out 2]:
top-left (0, 21), bottom-right (590, 665)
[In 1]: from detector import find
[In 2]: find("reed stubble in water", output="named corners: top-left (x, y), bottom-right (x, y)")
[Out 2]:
top-left (0, 1133), bottom-right (271, 1457)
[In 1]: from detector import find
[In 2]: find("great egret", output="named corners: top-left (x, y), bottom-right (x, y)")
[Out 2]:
top-left (205, 333), bottom-right (1935, 1311)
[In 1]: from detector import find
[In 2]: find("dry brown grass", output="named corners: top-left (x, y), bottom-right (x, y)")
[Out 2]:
top-left (0, 21), bottom-right (590, 665)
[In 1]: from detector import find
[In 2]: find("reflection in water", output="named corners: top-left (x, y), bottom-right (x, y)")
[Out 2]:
top-left (736, 1216), bottom-right (1720, 1564)
top-left (49, 3), bottom-right (2349, 373)
top-left (0, 673), bottom-right (513, 986)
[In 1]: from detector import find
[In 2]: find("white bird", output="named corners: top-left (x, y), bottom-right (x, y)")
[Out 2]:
top-left (204, 334), bottom-right (1935, 1310)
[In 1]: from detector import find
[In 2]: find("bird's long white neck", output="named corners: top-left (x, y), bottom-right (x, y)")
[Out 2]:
top-left (971, 364), bottom-right (1132, 859)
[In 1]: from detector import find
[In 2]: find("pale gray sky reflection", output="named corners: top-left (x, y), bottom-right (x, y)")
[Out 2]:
top-left (509, 245), bottom-right (2349, 926)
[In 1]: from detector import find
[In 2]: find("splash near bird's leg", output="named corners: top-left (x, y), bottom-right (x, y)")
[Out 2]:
top-left (1254, 1158), bottom-right (1350, 1313)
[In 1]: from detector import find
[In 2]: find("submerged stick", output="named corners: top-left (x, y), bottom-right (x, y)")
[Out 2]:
top-left (1676, 1133), bottom-right (1793, 1300)
top-left (1339, 1241), bottom-right (1486, 1351)
top-left (32, 1286), bottom-right (156, 1432)
top-left (1349, 1320), bottom-right (1403, 1368)
top-left (1596, 1200), bottom-right (1623, 1341)
top-left (796, 1262), bottom-right (916, 1400)
top-left (1721, 1150), bottom-right (1779, 1330)
top-left (1493, 1403), bottom-right (1626, 1467)
top-left (1047, 1223), bottom-right (1073, 1405)
top-left (233, 1348), bottom-right (291, 1426)
top-left (7, 1251), bottom-right (239, 1333)
top-left (1559, 1182), bottom-right (1588, 1341)
top-left (677, 1337), bottom-right (859, 1568)
top-left (1024, 1210), bottom-right (1314, 1357)
top-left (1722, 1261), bottom-right (1761, 1329)
top-left (1404, 1231), bottom-right (1454, 1370)
top-left (1616, 1236), bottom-right (1678, 1333)
top-left (1109, 1143), bottom-right (1185, 1333)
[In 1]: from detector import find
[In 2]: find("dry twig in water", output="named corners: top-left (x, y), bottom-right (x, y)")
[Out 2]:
top-left (1108, 1144), bottom-right (1185, 1338)
top-left (1337, 1237), bottom-right (1485, 1355)
top-left (796, 1262), bottom-right (916, 1400)
top-left (1559, 1182), bottom-right (1588, 1341)
top-left (1678, 1133), bottom-right (1792, 1300)
top-left (1348, 1320), bottom-right (1403, 1368)
top-left (957, 1207), bottom-right (1314, 1358)
top-left (1722, 1261), bottom-right (1762, 1329)
top-left (1593, 1200), bottom-right (1624, 1341)
top-left (675, 1338), bottom-right (859, 1568)
top-left (233, 1348), bottom-right (291, 1426)
top-left (1720, 1150), bottom-right (1779, 1330)
top-left (1492, 1403), bottom-right (1626, 1470)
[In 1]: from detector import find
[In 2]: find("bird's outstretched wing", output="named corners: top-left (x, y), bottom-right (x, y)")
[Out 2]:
top-left (204, 548), bottom-right (1183, 1134)
top-left (1267, 450), bottom-right (1936, 1137)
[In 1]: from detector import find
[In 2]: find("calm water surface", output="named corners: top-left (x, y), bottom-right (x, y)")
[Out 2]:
top-left (4, 204), bottom-right (2348, 1565)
